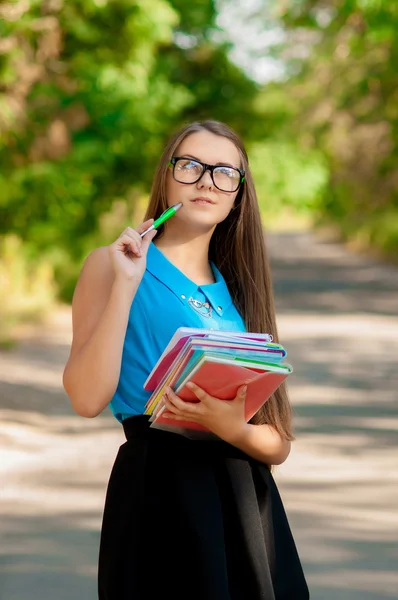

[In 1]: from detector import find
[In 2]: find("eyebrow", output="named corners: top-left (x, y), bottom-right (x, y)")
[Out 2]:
top-left (181, 154), bottom-right (239, 169)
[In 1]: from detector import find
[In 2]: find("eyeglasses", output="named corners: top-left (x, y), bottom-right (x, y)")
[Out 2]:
top-left (169, 157), bottom-right (245, 193)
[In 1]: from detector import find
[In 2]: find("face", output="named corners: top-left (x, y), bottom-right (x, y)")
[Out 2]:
top-left (165, 130), bottom-right (242, 233)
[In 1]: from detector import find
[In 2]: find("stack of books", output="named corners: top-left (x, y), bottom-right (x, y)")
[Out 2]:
top-left (144, 327), bottom-right (292, 438)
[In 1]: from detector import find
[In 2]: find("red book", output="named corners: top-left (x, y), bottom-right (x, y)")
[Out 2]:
top-left (150, 356), bottom-right (291, 439)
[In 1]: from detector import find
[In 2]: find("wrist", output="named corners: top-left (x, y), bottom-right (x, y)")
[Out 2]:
top-left (112, 275), bottom-right (140, 298)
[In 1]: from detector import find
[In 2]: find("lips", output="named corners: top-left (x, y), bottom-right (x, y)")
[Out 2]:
top-left (190, 197), bottom-right (215, 204)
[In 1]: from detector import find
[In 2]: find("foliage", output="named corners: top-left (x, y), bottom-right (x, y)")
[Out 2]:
top-left (0, 234), bottom-right (56, 345)
top-left (0, 0), bottom-right (397, 330)
top-left (272, 0), bottom-right (398, 256)
top-left (0, 0), bottom-right (260, 306)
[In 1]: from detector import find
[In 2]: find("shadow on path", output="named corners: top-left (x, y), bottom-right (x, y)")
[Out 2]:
top-left (0, 231), bottom-right (397, 599)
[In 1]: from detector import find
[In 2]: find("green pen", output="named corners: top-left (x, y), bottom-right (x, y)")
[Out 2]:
top-left (140, 202), bottom-right (183, 238)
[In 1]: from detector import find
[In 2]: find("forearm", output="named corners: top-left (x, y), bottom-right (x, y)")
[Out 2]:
top-left (63, 277), bottom-right (138, 417)
top-left (230, 423), bottom-right (291, 466)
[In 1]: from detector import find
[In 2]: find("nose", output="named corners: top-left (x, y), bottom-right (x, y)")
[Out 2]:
top-left (197, 167), bottom-right (213, 188)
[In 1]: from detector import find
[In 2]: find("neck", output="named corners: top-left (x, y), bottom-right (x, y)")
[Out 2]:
top-left (153, 222), bottom-right (216, 285)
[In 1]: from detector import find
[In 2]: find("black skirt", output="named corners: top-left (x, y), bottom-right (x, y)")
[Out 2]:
top-left (98, 415), bottom-right (309, 600)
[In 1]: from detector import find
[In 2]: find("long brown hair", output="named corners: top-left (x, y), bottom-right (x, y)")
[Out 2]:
top-left (144, 120), bottom-right (294, 442)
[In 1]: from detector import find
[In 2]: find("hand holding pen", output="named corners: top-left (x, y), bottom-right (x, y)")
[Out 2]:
top-left (108, 203), bottom-right (182, 283)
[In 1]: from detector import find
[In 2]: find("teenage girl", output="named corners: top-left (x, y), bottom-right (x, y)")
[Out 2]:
top-left (63, 120), bottom-right (310, 599)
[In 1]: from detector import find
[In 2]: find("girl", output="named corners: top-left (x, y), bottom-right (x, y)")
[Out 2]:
top-left (63, 120), bottom-right (309, 599)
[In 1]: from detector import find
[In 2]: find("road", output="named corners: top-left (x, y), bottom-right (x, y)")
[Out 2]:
top-left (1, 231), bottom-right (397, 599)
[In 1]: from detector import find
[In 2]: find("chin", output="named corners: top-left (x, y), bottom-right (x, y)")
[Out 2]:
top-left (176, 221), bottom-right (214, 235)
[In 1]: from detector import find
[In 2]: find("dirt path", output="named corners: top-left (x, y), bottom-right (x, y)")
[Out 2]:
top-left (1, 231), bottom-right (397, 599)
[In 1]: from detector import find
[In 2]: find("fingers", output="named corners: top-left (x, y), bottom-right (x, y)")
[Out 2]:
top-left (163, 413), bottom-right (192, 422)
top-left (135, 218), bottom-right (154, 235)
top-left (116, 232), bottom-right (142, 258)
top-left (120, 226), bottom-right (143, 243)
top-left (163, 387), bottom-right (201, 416)
top-left (186, 380), bottom-right (247, 404)
top-left (117, 226), bottom-right (147, 257)
top-left (140, 227), bottom-right (157, 251)
top-left (117, 220), bottom-right (157, 257)
top-left (186, 381), bottom-right (207, 400)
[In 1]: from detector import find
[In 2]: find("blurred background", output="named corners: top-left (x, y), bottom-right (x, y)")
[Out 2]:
top-left (0, 1), bottom-right (397, 599)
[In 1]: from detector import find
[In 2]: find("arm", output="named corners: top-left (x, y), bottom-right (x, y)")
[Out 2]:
top-left (227, 422), bottom-right (291, 466)
top-left (63, 220), bottom-right (157, 418)
top-left (62, 248), bottom-right (139, 418)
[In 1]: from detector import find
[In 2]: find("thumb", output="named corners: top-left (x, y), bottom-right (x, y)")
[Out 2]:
top-left (136, 218), bottom-right (154, 235)
top-left (236, 384), bottom-right (248, 401)
top-left (140, 228), bottom-right (158, 253)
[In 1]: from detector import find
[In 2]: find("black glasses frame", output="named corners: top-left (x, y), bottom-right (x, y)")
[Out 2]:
top-left (169, 156), bottom-right (245, 193)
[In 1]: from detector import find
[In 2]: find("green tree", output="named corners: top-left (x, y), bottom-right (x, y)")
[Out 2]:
top-left (0, 0), bottom-right (261, 302)
top-left (273, 0), bottom-right (398, 256)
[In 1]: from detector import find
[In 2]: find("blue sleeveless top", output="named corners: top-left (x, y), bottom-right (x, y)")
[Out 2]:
top-left (109, 241), bottom-right (247, 422)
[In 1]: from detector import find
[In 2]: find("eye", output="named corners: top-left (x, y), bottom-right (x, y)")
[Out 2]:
top-left (215, 166), bottom-right (239, 178)
top-left (177, 159), bottom-right (201, 171)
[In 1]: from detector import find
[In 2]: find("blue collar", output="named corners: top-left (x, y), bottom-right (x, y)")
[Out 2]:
top-left (146, 242), bottom-right (233, 316)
